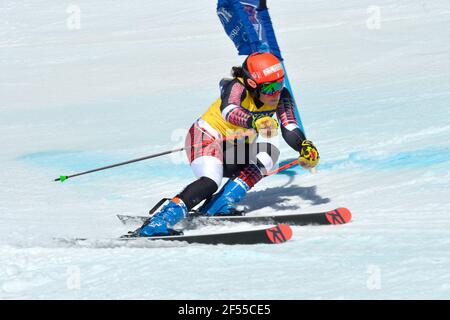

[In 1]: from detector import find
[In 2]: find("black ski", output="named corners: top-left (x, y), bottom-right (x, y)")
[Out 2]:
top-left (117, 207), bottom-right (352, 227)
top-left (57, 224), bottom-right (293, 246)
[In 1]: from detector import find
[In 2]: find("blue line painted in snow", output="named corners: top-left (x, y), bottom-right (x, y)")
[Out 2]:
top-left (277, 148), bottom-right (450, 176)
top-left (17, 147), bottom-right (450, 180)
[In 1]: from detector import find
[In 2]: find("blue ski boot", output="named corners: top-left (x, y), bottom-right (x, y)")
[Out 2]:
top-left (138, 197), bottom-right (188, 237)
top-left (199, 177), bottom-right (250, 216)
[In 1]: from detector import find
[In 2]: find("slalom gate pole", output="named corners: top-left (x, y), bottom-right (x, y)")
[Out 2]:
top-left (54, 129), bottom-right (255, 182)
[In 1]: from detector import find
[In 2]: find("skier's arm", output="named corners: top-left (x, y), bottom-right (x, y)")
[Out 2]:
top-left (277, 88), bottom-right (320, 169)
top-left (219, 80), bottom-right (254, 128)
top-left (277, 88), bottom-right (306, 151)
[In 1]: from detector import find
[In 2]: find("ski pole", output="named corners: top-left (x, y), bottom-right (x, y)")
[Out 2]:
top-left (265, 159), bottom-right (317, 177)
top-left (54, 129), bottom-right (255, 182)
top-left (265, 159), bottom-right (299, 177)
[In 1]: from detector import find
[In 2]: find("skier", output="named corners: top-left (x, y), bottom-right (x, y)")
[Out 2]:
top-left (137, 52), bottom-right (319, 236)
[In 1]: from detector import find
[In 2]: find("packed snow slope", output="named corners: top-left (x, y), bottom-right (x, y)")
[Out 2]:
top-left (1, 0), bottom-right (449, 299)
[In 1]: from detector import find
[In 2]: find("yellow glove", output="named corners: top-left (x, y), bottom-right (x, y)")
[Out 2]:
top-left (252, 116), bottom-right (279, 138)
top-left (298, 140), bottom-right (320, 169)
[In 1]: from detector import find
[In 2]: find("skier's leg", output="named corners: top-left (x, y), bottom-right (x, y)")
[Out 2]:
top-left (180, 118), bottom-right (225, 209)
top-left (139, 120), bottom-right (223, 236)
top-left (138, 169), bottom-right (221, 237)
top-left (179, 156), bottom-right (223, 209)
top-left (200, 142), bottom-right (280, 215)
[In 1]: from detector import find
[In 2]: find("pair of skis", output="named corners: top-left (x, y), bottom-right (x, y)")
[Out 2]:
top-left (58, 208), bottom-right (351, 247)
top-left (114, 207), bottom-right (352, 245)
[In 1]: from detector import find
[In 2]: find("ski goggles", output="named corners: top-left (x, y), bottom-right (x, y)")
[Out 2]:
top-left (259, 78), bottom-right (285, 96)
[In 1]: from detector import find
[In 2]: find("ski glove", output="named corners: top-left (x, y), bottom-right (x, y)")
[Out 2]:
top-left (298, 140), bottom-right (320, 169)
top-left (252, 116), bottom-right (279, 138)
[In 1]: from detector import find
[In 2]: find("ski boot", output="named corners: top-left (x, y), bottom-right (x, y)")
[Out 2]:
top-left (137, 197), bottom-right (188, 237)
top-left (199, 177), bottom-right (250, 216)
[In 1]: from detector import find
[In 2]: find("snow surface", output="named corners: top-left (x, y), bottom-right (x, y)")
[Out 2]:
top-left (1, 0), bottom-right (449, 299)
